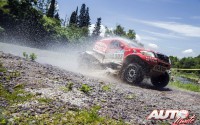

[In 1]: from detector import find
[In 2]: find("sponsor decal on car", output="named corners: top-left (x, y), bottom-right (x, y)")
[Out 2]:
top-left (93, 42), bottom-right (107, 54)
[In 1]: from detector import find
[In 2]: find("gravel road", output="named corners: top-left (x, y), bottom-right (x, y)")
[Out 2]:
top-left (0, 52), bottom-right (199, 125)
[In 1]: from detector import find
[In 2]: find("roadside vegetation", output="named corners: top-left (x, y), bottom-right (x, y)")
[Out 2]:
top-left (0, 59), bottom-right (127, 125)
top-left (170, 81), bottom-right (200, 93)
top-left (23, 52), bottom-right (37, 61)
top-left (0, 0), bottom-right (140, 48)
top-left (169, 55), bottom-right (200, 76)
top-left (80, 84), bottom-right (91, 94)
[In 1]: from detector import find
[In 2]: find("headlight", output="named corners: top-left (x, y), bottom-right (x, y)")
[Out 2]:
top-left (140, 51), bottom-right (155, 57)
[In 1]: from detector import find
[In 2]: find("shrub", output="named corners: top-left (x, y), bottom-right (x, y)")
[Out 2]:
top-left (29, 53), bottom-right (37, 61)
top-left (102, 85), bottom-right (110, 91)
top-left (80, 84), bottom-right (91, 93)
top-left (23, 52), bottom-right (28, 60)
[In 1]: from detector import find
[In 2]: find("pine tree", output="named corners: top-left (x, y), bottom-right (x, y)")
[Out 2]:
top-left (47, 0), bottom-right (55, 18)
top-left (92, 17), bottom-right (101, 37)
top-left (55, 12), bottom-right (60, 20)
top-left (69, 11), bottom-right (77, 25)
top-left (75, 6), bottom-right (78, 24)
top-left (78, 3), bottom-right (86, 27)
top-left (85, 7), bottom-right (90, 27)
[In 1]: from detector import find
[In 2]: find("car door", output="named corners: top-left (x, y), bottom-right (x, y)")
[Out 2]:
top-left (103, 40), bottom-right (124, 64)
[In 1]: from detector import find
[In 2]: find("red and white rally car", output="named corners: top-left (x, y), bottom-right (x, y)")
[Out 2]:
top-left (79, 37), bottom-right (171, 88)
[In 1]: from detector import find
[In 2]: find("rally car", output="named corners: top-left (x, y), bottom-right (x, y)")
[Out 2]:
top-left (79, 37), bottom-right (171, 88)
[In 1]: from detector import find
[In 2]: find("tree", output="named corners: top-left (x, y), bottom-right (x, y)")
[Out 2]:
top-left (85, 7), bottom-right (90, 27)
top-left (55, 12), bottom-right (61, 23)
top-left (75, 6), bottom-right (78, 24)
top-left (126, 29), bottom-right (136, 39)
top-left (69, 11), bottom-right (77, 25)
top-left (113, 25), bottom-right (126, 36)
top-left (78, 3), bottom-right (86, 27)
top-left (92, 17), bottom-right (101, 37)
top-left (36, 0), bottom-right (46, 13)
top-left (47, 0), bottom-right (55, 18)
top-left (105, 26), bottom-right (113, 37)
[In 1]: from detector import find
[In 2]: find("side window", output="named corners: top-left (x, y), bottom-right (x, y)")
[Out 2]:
top-left (110, 41), bottom-right (121, 49)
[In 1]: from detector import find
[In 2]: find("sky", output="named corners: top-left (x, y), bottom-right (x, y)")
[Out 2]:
top-left (57, 0), bottom-right (200, 58)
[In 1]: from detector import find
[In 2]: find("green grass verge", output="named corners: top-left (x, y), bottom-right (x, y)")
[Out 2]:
top-left (171, 71), bottom-right (199, 82)
top-left (0, 83), bottom-right (34, 105)
top-left (170, 81), bottom-right (200, 92)
top-left (9, 106), bottom-right (127, 125)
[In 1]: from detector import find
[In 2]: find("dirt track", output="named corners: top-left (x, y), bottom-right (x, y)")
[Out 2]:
top-left (0, 52), bottom-right (200, 124)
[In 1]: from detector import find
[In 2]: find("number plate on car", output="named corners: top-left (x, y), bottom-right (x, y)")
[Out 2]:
top-left (153, 65), bottom-right (167, 72)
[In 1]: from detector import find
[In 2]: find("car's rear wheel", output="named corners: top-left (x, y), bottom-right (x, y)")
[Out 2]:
top-left (121, 63), bottom-right (144, 84)
top-left (151, 72), bottom-right (169, 88)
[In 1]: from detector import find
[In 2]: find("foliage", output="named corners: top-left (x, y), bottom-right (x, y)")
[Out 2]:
top-left (69, 11), bottom-right (78, 25)
top-left (46, 0), bottom-right (55, 18)
top-left (170, 81), bottom-right (200, 92)
top-left (92, 17), bottom-right (101, 38)
top-left (126, 29), bottom-right (136, 39)
top-left (37, 97), bottom-right (53, 103)
top-left (29, 53), bottom-right (37, 61)
top-left (80, 84), bottom-right (91, 93)
top-left (23, 52), bottom-right (29, 60)
top-left (0, 83), bottom-right (34, 105)
top-left (0, 0), bottom-right (138, 48)
top-left (113, 25), bottom-right (126, 37)
top-left (0, 109), bottom-right (7, 125)
top-left (66, 81), bottom-right (73, 91)
top-left (23, 52), bottom-right (37, 61)
top-left (125, 94), bottom-right (136, 99)
top-left (105, 26), bottom-right (113, 37)
top-left (102, 85), bottom-right (110, 91)
top-left (9, 106), bottom-right (126, 125)
top-left (169, 55), bottom-right (200, 74)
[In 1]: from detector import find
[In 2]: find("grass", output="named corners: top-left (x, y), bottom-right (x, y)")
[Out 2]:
top-left (80, 84), bottom-right (91, 93)
top-left (0, 83), bottom-right (34, 106)
top-left (60, 82), bottom-right (74, 92)
top-left (37, 97), bottom-right (53, 103)
top-left (66, 81), bottom-right (73, 91)
top-left (125, 94), bottom-right (136, 99)
top-left (9, 106), bottom-right (127, 125)
top-left (23, 52), bottom-right (37, 61)
top-left (102, 85), bottom-right (111, 91)
top-left (170, 81), bottom-right (200, 92)
top-left (29, 53), bottom-right (37, 61)
top-left (171, 70), bottom-right (199, 82)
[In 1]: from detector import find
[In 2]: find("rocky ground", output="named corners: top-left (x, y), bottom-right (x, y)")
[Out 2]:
top-left (0, 52), bottom-right (200, 125)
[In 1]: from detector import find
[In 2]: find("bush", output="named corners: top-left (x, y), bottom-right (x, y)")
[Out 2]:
top-left (29, 53), bottom-right (37, 61)
top-left (102, 85), bottom-right (110, 91)
top-left (23, 52), bottom-right (28, 60)
top-left (80, 84), bottom-right (91, 93)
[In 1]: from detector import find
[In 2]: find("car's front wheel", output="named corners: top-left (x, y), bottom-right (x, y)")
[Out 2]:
top-left (121, 63), bottom-right (144, 84)
top-left (151, 72), bottom-right (170, 88)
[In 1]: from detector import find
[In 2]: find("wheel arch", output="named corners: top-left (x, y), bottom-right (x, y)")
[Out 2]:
top-left (123, 54), bottom-right (150, 74)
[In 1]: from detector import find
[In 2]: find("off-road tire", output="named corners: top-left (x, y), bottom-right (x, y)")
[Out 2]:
top-left (121, 63), bottom-right (144, 84)
top-left (151, 72), bottom-right (170, 88)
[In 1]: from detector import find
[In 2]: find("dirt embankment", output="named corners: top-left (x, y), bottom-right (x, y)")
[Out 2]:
top-left (0, 52), bottom-right (200, 125)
